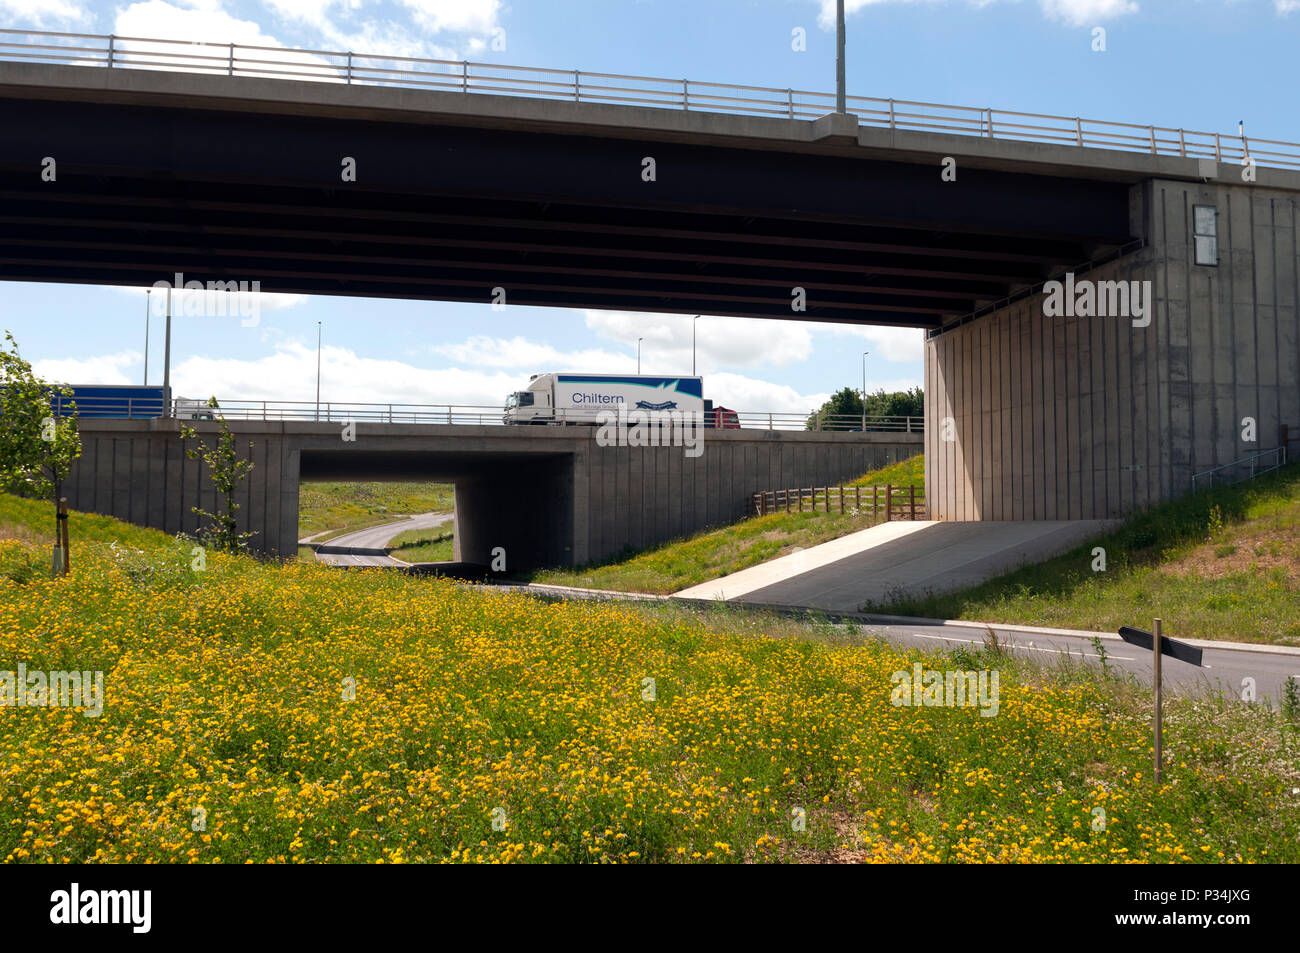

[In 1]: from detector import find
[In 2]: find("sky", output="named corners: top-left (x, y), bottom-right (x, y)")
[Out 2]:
top-left (2, 0), bottom-right (1298, 412)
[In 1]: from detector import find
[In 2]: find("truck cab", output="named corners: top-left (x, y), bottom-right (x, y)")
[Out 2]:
top-left (504, 374), bottom-right (554, 424)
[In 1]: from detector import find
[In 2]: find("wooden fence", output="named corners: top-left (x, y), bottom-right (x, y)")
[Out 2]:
top-left (750, 484), bottom-right (925, 521)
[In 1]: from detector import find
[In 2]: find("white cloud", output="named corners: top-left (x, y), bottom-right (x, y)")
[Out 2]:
top-left (397, 0), bottom-right (502, 35)
top-left (262, 0), bottom-right (499, 59)
top-left (817, 0), bottom-right (1138, 28)
top-left (0, 0), bottom-right (88, 28)
top-left (114, 1), bottom-right (288, 46)
top-left (824, 323), bottom-right (925, 365)
top-left (432, 335), bottom-right (632, 371)
top-left (581, 310), bottom-right (814, 373)
top-left (1037, 0), bottom-right (1137, 25)
top-left (34, 350), bottom-right (140, 385)
top-left (1278, 0), bottom-right (1300, 13)
top-left (172, 341), bottom-right (523, 407)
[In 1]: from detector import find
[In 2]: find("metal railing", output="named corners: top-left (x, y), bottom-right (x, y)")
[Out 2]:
top-left (2, 28), bottom-right (1297, 170)
top-left (1191, 447), bottom-right (1287, 491)
top-left (56, 395), bottom-right (924, 433)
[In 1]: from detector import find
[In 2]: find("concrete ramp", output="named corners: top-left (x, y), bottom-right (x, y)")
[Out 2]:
top-left (674, 520), bottom-right (1116, 614)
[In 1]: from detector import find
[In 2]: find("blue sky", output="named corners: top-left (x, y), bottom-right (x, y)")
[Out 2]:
top-left (2, 0), bottom-right (1298, 411)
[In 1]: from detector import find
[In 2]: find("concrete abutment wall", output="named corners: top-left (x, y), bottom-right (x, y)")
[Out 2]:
top-left (925, 177), bottom-right (1300, 521)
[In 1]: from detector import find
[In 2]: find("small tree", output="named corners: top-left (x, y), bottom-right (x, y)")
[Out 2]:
top-left (0, 331), bottom-right (82, 562)
top-left (180, 398), bottom-right (256, 554)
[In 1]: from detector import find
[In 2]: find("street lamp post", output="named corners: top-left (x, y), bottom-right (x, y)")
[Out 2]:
top-left (637, 336), bottom-right (643, 374)
top-left (315, 321), bottom-right (322, 422)
top-left (143, 289), bottom-right (151, 385)
top-left (836, 0), bottom-right (846, 114)
top-left (162, 288), bottom-right (172, 415)
top-left (861, 351), bottom-right (869, 431)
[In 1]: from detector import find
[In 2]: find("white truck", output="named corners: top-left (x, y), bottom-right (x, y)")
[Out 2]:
top-left (504, 373), bottom-right (705, 425)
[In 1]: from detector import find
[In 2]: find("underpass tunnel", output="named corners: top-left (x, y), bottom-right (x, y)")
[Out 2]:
top-left (298, 449), bottom-right (576, 571)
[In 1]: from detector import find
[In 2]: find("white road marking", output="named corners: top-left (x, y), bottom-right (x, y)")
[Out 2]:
top-left (906, 631), bottom-right (1133, 661)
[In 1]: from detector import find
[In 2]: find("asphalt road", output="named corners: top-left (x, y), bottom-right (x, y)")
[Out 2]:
top-left (310, 513), bottom-right (453, 567)
top-left (846, 616), bottom-right (1300, 705)
top-left (496, 582), bottom-right (1300, 704)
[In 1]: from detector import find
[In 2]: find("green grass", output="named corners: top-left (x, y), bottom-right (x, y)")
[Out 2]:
top-left (868, 463), bottom-right (1300, 646)
top-left (1, 490), bottom-right (1297, 864)
top-left (521, 454), bottom-right (925, 594)
top-left (848, 453), bottom-right (924, 488)
top-left (388, 526), bottom-right (455, 563)
top-left (298, 481), bottom-right (453, 541)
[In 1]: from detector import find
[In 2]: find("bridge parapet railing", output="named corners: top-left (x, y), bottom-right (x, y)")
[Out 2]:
top-left (53, 395), bottom-right (923, 433)
top-left (1, 28), bottom-right (1295, 170)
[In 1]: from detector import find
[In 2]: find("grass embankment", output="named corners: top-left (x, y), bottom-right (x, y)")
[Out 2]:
top-left (847, 454), bottom-right (925, 489)
top-left (298, 481), bottom-right (453, 542)
top-left (1, 491), bottom-right (1297, 863)
top-left (387, 525), bottom-right (455, 563)
top-left (522, 454), bottom-right (924, 594)
top-left (870, 463), bottom-right (1300, 646)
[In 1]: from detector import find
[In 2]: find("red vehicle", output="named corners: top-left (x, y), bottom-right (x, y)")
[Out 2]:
top-left (711, 406), bottom-right (740, 429)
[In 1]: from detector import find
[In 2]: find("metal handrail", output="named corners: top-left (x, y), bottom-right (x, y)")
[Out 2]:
top-left (1, 27), bottom-right (1296, 169)
top-left (53, 395), bottom-right (924, 433)
top-left (1190, 447), bottom-right (1287, 490)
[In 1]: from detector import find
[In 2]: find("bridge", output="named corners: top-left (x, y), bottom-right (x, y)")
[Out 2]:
top-left (68, 415), bottom-right (922, 566)
top-left (3, 29), bottom-right (1300, 553)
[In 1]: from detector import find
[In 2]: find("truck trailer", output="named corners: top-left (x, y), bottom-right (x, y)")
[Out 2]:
top-left (504, 373), bottom-right (704, 425)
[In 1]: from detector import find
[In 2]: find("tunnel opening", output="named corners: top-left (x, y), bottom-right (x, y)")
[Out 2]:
top-left (298, 448), bottom-right (577, 572)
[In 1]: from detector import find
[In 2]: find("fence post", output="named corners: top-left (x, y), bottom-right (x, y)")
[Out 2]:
top-left (107, 35), bottom-right (115, 68)
top-left (885, 484), bottom-right (893, 521)
top-left (1148, 125), bottom-right (1156, 154)
top-left (785, 489), bottom-right (791, 514)
top-left (682, 79), bottom-right (689, 110)
top-left (855, 485), bottom-right (860, 511)
top-left (228, 43), bottom-right (235, 76)
top-left (888, 98), bottom-right (895, 129)
top-left (986, 108), bottom-right (994, 138)
top-left (909, 484), bottom-right (916, 520)
top-left (1215, 133), bottom-right (1222, 161)
top-left (1075, 117), bottom-right (1082, 146)
top-left (839, 487), bottom-right (844, 514)
top-left (346, 52), bottom-right (353, 84)
top-left (787, 88), bottom-right (794, 120)
top-left (1178, 128), bottom-right (1186, 157)
top-left (573, 69), bottom-right (580, 101)
top-left (463, 61), bottom-right (469, 93)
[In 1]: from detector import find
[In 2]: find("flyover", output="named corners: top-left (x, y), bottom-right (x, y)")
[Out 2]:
top-left (66, 416), bottom-right (921, 566)
top-left (4, 29), bottom-right (1300, 541)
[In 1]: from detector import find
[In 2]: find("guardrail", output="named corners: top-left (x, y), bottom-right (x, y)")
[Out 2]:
top-left (1190, 447), bottom-right (1287, 491)
top-left (753, 483), bottom-right (925, 520)
top-left (54, 395), bottom-right (924, 433)
top-left (2, 28), bottom-right (1296, 170)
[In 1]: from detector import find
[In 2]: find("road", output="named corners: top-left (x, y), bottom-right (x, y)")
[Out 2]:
top-left (308, 513), bottom-right (453, 567)
top-left (495, 581), bottom-right (1300, 704)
